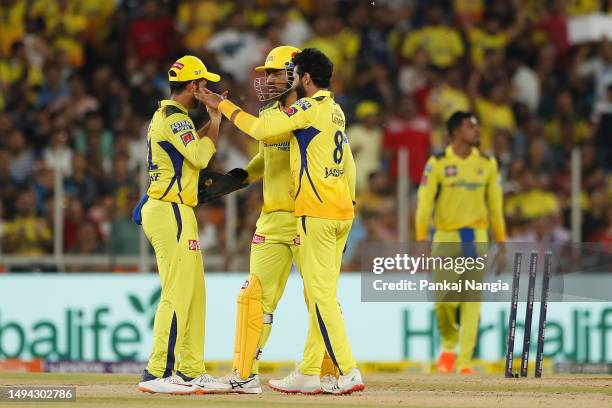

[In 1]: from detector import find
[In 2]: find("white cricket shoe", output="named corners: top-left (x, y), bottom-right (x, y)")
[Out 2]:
top-left (320, 374), bottom-right (338, 394)
top-left (188, 373), bottom-right (233, 394)
top-left (138, 375), bottom-right (196, 394)
top-left (219, 371), bottom-right (262, 394)
top-left (268, 368), bottom-right (321, 394)
top-left (331, 368), bottom-right (365, 395)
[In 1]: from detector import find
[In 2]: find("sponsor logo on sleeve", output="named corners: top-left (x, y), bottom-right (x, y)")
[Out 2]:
top-left (180, 131), bottom-right (195, 146)
top-left (444, 165), bottom-right (457, 177)
top-left (171, 120), bottom-right (192, 133)
top-left (252, 234), bottom-right (266, 244)
top-left (296, 99), bottom-right (312, 111)
top-left (284, 106), bottom-right (298, 117)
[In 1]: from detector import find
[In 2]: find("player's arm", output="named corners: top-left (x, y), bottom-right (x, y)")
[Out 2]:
top-left (343, 138), bottom-right (356, 204)
top-left (415, 157), bottom-right (440, 241)
top-left (165, 113), bottom-right (216, 169)
top-left (218, 98), bottom-right (314, 142)
top-left (486, 157), bottom-right (506, 242)
top-left (244, 142), bottom-right (265, 182)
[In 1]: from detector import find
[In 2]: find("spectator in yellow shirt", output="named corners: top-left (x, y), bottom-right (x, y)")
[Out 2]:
top-left (402, 4), bottom-right (464, 68)
top-left (505, 169), bottom-right (560, 221)
top-left (468, 70), bottom-right (515, 153)
top-left (462, 12), bottom-right (525, 67)
top-left (1, 189), bottom-right (52, 256)
top-left (543, 89), bottom-right (592, 146)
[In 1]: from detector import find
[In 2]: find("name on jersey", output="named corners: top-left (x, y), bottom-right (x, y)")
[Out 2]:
top-left (180, 131), bottom-right (195, 146)
top-left (265, 141), bottom-right (290, 151)
top-left (171, 120), bottom-right (192, 134)
top-left (332, 110), bottom-right (345, 128)
top-left (324, 167), bottom-right (344, 178)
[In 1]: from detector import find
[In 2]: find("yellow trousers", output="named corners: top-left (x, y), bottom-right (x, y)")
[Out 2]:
top-left (298, 216), bottom-right (356, 376)
top-left (432, 229), bottom-right (487, 370)
top-left (239, 211), bottom-right (336, 376)
top-left (141, 198), bottom-right (207, 378)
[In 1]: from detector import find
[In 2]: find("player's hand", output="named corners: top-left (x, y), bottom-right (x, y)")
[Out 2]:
top-left (491, 242), bottom-right (508, 275)
top-left (205, 91), bottom-right (228, 123)
top-left (195, 88), bottom-right (225, 110)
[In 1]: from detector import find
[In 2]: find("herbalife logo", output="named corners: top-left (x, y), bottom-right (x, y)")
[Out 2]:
top-left (127, 287), bottom-right (161, 329)
top-left (0, 286), bottom-right (162, 361)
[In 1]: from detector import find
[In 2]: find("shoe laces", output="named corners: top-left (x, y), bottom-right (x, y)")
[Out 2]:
top-left (192, 374), bottom-right (216, 383)
top-left (162, 375), bottom-right (189, 385)
top-left (218, 372), bottom-right (235, 383)
top-left (321, 374), bottom-right (336, 384)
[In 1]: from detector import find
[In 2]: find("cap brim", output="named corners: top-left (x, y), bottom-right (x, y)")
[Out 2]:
top-left (203, 71), bottom-right (221, 82)
top-left (254, 65), bottom-right (266, 72)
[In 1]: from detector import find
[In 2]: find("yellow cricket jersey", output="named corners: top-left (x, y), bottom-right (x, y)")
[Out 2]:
top-left (146, 100), bottom-right (216, 207)
top-left (416, 146), bottom-right (506, 242)
top-left (219, 90), bottom-right (356, 220)
top-left (468, 28), bottom-right (508, 67)
top-left (244, 101), bottom-right (294, 214)
top-left (402, 26), bottom-right (464, 68)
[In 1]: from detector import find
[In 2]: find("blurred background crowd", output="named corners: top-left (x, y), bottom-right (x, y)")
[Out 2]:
top-left (0, 0), bottom-right (610, 272)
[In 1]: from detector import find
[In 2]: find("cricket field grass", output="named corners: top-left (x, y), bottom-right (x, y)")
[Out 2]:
top-left (1, 372), bottom-right (611, 408)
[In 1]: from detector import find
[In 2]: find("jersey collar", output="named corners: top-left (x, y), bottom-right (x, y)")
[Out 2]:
top-left (160, 99), bottom-right (188, 113)
top-left (311, 89), bottom-right (332, 99)
top-left (446, 145), bottom-right (478, 159)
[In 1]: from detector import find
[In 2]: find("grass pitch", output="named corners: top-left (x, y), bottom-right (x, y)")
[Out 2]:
top-left (1, 372), bottom-right (611, 408)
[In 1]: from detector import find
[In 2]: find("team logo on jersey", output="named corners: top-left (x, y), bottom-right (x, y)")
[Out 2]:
top-left (188, 240), bottom-right (200, 251)
top-left (444, 165), bottom-right (457, 177)
top-left (252, 234), bottom-right (265, 244)
top-left (180, 131), bottom-right (195, 146)
top-left (284, 106), bottom-right (298, 117)
top-left (171, 120), bottom-right (192, 134)
top-left (172, 62), bottom-right (184, 69)
top-left (296, 99), bottom-right (312, 111)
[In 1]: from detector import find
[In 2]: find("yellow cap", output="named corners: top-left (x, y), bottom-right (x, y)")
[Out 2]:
top-left (168, 55), bottom-right (220, 82)
top-left (355, 100), bottom-right (380, 120)
top-left (255, 45), bottom-right (301, 72)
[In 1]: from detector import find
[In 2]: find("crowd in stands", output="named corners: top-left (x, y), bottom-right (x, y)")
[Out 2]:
top-left (0, 0), bottom-right (610, 272)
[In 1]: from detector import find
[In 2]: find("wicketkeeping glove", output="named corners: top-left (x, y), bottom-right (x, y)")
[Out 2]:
top-left (198, 168), bottom-right (249, 204)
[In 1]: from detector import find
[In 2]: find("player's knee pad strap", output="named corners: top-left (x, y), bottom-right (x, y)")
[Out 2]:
top-left (235, 275), bottom-right (265, 379)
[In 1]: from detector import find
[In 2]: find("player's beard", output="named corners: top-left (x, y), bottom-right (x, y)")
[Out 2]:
top-left (295, 79), bottom-right (307, 99)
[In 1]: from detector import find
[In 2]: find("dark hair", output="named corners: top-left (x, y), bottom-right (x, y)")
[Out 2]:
top-left (446, 111), bottom-right (476, 136)
top-left (169, 78), bottom-right (202, 95)
top-left (292, 48), bottom-right (333, 88)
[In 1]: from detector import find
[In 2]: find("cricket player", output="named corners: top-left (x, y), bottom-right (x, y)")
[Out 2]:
top-left (133, 55), bottom-right (231, 394)
top-left (415, 111), bottom-right (506, 374)
top-left (196, 48), bottom-right (364, 395)
top-left (198, 46), bottom-right (338, 394)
